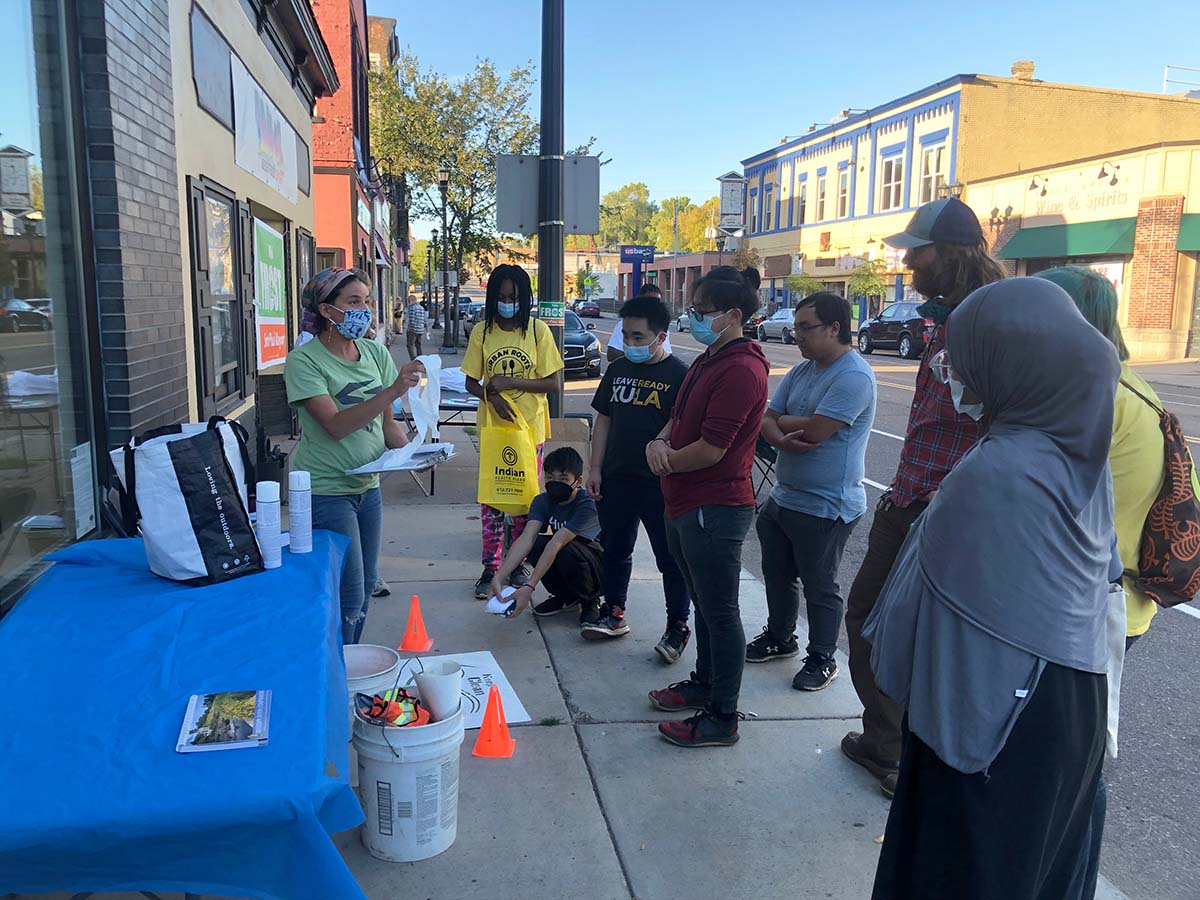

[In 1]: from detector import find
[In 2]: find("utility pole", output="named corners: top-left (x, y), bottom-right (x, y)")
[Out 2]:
top-left (438, 165), bottom-right (455, 353)
top-left (538, 0), bottom-right (564, 417)
top-left (671, 201), bottom-right (679, 315)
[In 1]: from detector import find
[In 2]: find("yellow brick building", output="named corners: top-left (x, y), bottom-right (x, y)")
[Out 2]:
top-left (741, 62), bottom-right (1200, 359)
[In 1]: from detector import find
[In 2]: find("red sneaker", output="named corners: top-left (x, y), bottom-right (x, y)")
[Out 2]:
top-left (648, 676), bottom-right (710, 712)
top-left (658, 710), bottom-right (742, 748)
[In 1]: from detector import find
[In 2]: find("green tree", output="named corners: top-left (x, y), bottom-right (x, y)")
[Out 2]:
top-left (649, 196), bottom-right (721, 254)
top-left (408, 238), bottom-right (429, 291)
top-left (573, 267), bottom-right (600, 299)
top-left (786, 273), bottom-right (821, 297)
top-left (599, 182), bottom-right (657, 247)
top-left (30, 164), bottom-right (42, 213)
top-left (369, 52), bottom-right (540, 301)
top-left (732, 244), bottom-right (761, 271)
top-left (848, 258), bottom-right (888, 298)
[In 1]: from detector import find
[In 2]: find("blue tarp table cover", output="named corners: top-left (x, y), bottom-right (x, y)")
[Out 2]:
top-left (0, 532), bottom-right (366, 900)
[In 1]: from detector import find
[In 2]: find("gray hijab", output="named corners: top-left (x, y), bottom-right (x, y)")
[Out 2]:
top-left (864, 277), bottom-right (1119, 772)
top-left (921, 277), bottom-right (1119, 668)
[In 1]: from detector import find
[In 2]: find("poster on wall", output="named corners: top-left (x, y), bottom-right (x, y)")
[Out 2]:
top-left (231, 57), bottom-right (298, 204)
top-left (254, 218), bottom-right (287, 370)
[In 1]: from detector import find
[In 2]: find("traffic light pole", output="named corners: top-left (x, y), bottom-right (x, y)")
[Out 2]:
top-left (539, 0), bottom-right (564, 417)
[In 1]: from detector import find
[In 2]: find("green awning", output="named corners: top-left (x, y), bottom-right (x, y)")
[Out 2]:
top-left (997, 218), bottom-right (1137, 260)
top-left (1178, 214), bottom-right (1200, 252)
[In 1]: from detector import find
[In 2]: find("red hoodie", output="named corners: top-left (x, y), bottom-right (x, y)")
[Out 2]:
top-left (662, 338), bottom-right (770, 518)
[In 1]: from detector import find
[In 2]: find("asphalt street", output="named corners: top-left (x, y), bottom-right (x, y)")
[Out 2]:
top-left (565, 311), bottom-right (1200, 900)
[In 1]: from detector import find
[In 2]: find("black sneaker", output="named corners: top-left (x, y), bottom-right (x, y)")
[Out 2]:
top-left (532, 595), bottom-right (581, 617)
top-left (581, 605), bottom-right (630, 640)
top-left (658, 709), bottom-right (743, 748)
top-left (508, 563), bottom-right (533, 588)
top-left (745, 629), bottom-right (800, 663)
top-left (473, 568), bottom-right (496, 600)
top-left (792, 654), bottom-right (839, 691)
top-left (654, 621), bottom-right (691, 664)
top-left (577, 601), bottom-right (603, 627)
top-left (648, 675), bottom-right (710, 712)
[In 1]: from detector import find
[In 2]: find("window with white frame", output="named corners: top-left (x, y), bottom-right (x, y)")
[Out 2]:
top-left (816, 176), bottom-right (826, 221)
top-left (838, 170), bottom-right (850, 218)
top-left (880, 156), bottom-right (904, 211)
top-left (764, 191), bottom-right (774, 231)
top-left (796, 181), bottom-right (806, 224)
top-left (750, 195), bottom-right (758, 234)
top-left (920, 144), bottom-right (946, 204)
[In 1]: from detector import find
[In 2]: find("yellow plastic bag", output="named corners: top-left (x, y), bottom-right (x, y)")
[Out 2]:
top-left (477, 402), bottom-right (539, 515)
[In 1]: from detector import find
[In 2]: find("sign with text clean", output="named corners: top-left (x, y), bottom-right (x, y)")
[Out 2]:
top-left (253, 218), bottom-right (287, 370)
top-left (619, 245), bottom-right (655, 263)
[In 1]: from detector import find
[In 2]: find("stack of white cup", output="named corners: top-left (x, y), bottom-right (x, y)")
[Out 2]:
top-left (288, 470), bottom-right (312, 554)
top-left (256, 480), bottom-right (282, 569)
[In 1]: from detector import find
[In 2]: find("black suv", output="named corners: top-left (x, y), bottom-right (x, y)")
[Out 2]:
top-left (857, 302), bottom-right (932, 359)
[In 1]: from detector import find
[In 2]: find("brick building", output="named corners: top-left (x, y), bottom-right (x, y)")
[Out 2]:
top-left (738, 61), bottom-right (1200, 358)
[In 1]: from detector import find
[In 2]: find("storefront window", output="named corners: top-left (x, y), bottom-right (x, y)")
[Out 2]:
top-left (0, 0), bottom-right (99, 612)
top-left (205, 195), bottom-right (238, 399)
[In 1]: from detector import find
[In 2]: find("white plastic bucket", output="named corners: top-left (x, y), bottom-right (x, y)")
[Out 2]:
top-left (353, 704), bottom-right (465, 862)
top-left (344, 644), bottom-right (402, 788)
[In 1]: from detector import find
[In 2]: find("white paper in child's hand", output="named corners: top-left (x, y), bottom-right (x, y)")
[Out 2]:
top-left (486, 586), bottom-right (517, 615)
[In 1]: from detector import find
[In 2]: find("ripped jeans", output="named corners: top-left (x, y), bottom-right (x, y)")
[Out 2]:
top-left (312, 487), bottom-right (382, 645)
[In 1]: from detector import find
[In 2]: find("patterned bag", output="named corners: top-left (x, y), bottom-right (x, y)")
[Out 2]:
top-left (1122, 379), bottom-right (1200, 607)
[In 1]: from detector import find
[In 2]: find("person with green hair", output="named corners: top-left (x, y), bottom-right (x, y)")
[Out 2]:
top-left (1035, 265), bottom-right (1161, 644)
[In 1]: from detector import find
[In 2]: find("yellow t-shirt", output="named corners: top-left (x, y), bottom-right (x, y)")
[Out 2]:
top-left (462, 317), bottom-right (564, 447)
top-left (1112, 364), bottom-right (1166, 636)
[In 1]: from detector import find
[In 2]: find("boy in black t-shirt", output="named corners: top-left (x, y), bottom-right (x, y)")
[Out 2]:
top-left (491, 447), bottom-right (604, 626)
top-left (587, 296), bottom-right (692, 659)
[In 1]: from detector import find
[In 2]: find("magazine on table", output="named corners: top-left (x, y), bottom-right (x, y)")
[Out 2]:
top-left (176, 690), bottom-right (272, 753)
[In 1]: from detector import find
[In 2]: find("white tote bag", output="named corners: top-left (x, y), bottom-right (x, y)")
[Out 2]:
top-left (110, 417), bottom-right (263, 584)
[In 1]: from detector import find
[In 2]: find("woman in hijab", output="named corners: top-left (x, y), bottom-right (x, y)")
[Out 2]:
top-left (864, 277), bottom-right (1121, 900)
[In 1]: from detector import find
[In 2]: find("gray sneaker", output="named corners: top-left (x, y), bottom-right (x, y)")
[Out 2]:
top-left (372, 576), bottom-right (391, 598)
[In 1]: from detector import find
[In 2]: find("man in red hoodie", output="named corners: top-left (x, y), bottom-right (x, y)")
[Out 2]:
top-left (646, 266), bottom-right (770, 748)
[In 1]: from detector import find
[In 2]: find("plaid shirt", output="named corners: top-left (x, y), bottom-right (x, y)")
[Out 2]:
top-left (405, 303), bottom-right (428, 334)
top-left (890, 323), bottom-right (987, 507)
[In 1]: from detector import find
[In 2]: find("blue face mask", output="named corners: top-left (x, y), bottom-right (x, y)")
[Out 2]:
top-left (623, 337), bottom-right (660, 364)
top-left (690, 311), bottom-right (730, 347)
top-left (333, 307), bottom-right (372, 340)
top-left (497, 302), bottom-right (518, 319)
top-left (949, 376), bottom-right (985, 421)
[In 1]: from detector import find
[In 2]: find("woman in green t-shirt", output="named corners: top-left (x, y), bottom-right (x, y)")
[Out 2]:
top-left (285, 268), bottom-right (423, 643)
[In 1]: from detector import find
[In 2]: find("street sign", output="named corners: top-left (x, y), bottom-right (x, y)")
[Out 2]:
top-left (496, 154), bottom-right (601, 235)
top-left (537, 300), bottom-right (565, 325)
top-left (620, 245), bottom-right (655, 263)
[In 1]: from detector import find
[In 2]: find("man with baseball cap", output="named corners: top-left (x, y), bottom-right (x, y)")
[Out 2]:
top-left (840, 197), bottom-right (1007, 797)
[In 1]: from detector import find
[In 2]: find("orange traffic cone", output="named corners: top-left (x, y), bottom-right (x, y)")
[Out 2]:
top-left (398, 594), bottom-right (434, 652)
top-left (472, 683), bottom-right (516, 758)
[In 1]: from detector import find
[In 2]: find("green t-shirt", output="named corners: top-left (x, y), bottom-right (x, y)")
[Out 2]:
top-left (284, 337), bottom-right (399, 496)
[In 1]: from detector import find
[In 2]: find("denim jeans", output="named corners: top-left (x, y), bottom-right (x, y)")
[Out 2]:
top-left (664, 504), bottom-right (754, 716)
top-left (312, 487), bottom-right (382, 645)
top-left (757, 498), bottom-right (857, 658)
top-left (599, 475), bottom-right (690, 623)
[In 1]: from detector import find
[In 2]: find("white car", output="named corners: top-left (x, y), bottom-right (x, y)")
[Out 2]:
top-left (674, 312), bottom-right (691, 332)
top-left (757, 307), bottom-right (795, 343)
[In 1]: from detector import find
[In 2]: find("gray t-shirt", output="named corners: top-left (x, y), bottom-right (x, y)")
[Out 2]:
top-left (769, 350), bottom-right (876, 522)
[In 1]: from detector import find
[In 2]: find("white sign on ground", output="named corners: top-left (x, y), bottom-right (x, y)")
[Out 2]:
top-left (392, 650), bottom-right (531, 730)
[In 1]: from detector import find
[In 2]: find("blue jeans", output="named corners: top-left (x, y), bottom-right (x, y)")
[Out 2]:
top-left (312, 487), bottom-right (382, 645)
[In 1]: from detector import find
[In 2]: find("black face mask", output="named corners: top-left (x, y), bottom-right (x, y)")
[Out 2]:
top-left (545, 481), bottom-right (575, 505)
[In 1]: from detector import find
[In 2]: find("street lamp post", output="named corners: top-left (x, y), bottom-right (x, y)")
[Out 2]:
top-left (428, 229), bottom-right (436, 316)
top-left (438, 164), bottom-right (454, 353)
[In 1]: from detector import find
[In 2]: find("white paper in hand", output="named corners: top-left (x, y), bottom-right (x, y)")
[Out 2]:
top-left (486, 586), bottom-right (518, 615)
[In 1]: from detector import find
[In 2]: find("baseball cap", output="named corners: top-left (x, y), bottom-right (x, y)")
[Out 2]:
top-left (884, 197), bottom-right (982, 249)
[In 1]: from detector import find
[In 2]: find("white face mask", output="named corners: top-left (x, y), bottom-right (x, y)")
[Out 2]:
top-left (949, 375), bottom-right (985, 421)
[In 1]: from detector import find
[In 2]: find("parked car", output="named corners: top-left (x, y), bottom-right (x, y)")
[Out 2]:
top-left (742, 311), bottom-right (766, 338)
top-left (674, 312), bottom-right (691, 332)
top-left (577, 300), bottom-right (601, 318)
top-left (857, 302), bottom-right (932, 359)
top-left (462, 301), bottom-right (486, 336)
top-left (0, 298), bottom-right (52, 332)
top-left (563, 310), bottom-right (602, 377)
top-left (757, 307), bottom-right (796, 343)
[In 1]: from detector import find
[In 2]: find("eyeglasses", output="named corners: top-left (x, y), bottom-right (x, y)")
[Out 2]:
top-left (929, 349), bottom-right (952, 385)
top-left (688, 306), bottom-right (723, 322)
top-left (793, 321), bottom-right (829, 335)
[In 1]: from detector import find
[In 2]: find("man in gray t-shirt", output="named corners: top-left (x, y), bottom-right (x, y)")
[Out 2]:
top-left (747, 293), bottom-right (877, 692)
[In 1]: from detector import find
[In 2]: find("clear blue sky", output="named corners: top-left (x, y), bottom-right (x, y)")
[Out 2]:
top-left (373, 0), bottom-right (1196, 238)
